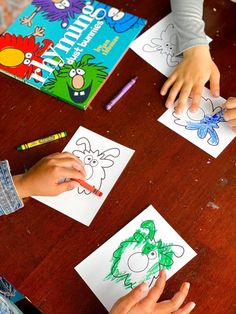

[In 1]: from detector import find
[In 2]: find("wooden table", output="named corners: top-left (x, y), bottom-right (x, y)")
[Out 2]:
top-left (0, 1), bottom-right (235, 313)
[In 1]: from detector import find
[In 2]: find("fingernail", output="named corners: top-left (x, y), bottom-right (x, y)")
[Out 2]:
top-left (190, 302), bottom-right (196, 310)
top-left (160, 269), bottom-right (166, 277)
top-left (185, 282), bottom-right (190, 290)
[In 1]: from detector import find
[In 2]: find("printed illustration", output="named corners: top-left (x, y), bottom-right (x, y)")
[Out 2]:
top-left (105, 220), bottom-right (185, 289)
top-left (42, 54), bottom-right (108, 106)
top-left (96, 3), bottom-right (145, 33)
top-left (0, 28), bottom-right (53, 80)
top-left (173, 97), bottom-right (226, 146)
top-left (142, 24), bottom-right (181, 67)
top-left (21, 0), bottom-right (86, 28)
top-left (72, 137), bottom-right (120, 194)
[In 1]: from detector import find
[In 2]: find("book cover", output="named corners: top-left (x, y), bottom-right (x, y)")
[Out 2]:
top-left (0, 1), bottom-right (146, 110)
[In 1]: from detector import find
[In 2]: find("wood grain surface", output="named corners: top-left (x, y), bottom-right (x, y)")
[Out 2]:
top-left (0, 1), bottom-right (235, 313)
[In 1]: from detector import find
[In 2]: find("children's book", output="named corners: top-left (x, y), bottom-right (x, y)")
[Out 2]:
top-left (0, 1), bottom-right (146, 110)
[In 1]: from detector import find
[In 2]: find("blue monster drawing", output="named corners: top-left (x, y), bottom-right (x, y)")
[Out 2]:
top-left (173, 97), bottom-right (226, 146)
top-left (96, 3), bottom-right (145, 33)
top-left (21, 0), bottom-right (86, 28)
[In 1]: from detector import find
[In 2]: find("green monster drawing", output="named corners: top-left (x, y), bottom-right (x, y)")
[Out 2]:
top-left (42, 54), bottom-right (108, 108)
top-left (105, 220), bottom-right (185, 289)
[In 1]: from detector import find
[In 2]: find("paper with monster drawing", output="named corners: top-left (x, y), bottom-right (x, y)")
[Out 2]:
top-left (75, 205), bottom-right (196, 310)
top-left (33, 126), bottom-right (134, 226)
top-left (130, 13), bottom-right (212, 77)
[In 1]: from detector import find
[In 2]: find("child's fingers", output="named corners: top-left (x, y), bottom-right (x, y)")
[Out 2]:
top-left (56, 180), bottom-right (80, 194)
top-left (160, 74), bottom-right (177, 96)
top-left (209, 62), bottom-right (220, 97)
top-left (59, 167), bottom-right (86, 181)
top-left (175, 84), bottom-right (192, 114)
top-left (111, 283), bottom-right (149, 313)
top-left (224, 97), bottom-right (236, 109)
top-left (51, 152), bottom-right (84, 166)
top-left (52, 158), bottom-right (86, 177)
top-left (167, 282), bottom-right (191, 312)
top-left (140, 269), bottom-right (166, 306)
top-left (173, 302), bottom-right (196, 314)
top-left (165, 82), bottom-right (183, 108)
top-left (190, 84), bottom-right (204, 112)
top-left (224, 109), bottom-right (236, 122)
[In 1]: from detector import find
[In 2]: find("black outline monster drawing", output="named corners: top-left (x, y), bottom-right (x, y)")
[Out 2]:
top-left (143, 24), bottom-right (181, 67)
top-left (73, 137), bottom-right (120, 194)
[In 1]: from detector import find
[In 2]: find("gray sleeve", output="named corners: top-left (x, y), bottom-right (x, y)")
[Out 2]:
top-left (171, 0), bottom-right (209, 55)
top-left (0, 160), bottom-right (24, 215)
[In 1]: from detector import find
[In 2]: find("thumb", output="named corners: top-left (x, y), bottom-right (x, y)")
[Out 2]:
top-left (57, 180), bottom-right (79, 194)
top-left (112, 283), bottom-right (149, 313)
top-left (210, 62), bottom-right (220, 97)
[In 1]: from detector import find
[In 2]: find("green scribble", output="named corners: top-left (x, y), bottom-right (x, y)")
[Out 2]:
top-left (105, 220), bottom-right (184, 289)
top-left (42, 54), bottom-right (108, 109)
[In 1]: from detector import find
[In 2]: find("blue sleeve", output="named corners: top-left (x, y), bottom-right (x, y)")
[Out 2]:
top-left (0, 161), bottom-right (24, 216)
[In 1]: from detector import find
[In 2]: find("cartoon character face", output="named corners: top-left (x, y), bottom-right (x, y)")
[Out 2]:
top-left (43, 54), bottom-right (108, 107)
top-left (143, 24), bottom-right (181, 67)
top-left (143, 24), bottom-right (177, 56)
top-left (173, 97), bottom-right (226, 146)
top-left (0, 33), bottom-right (53, 79)
top-left (72, 137), bottom-right (120, 194)
top-left (95, 3), bottom-right (145, 33)
top-left (106, 220), bottom-right (184, 289)
top-left (32, 0), bottom-right (86, 27)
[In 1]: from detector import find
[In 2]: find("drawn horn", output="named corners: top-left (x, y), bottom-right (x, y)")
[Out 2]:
top-left (141, 220), bottom-right (156, 240)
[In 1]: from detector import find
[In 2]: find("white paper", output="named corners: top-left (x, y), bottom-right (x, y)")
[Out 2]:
top-left (130, 13), bottom-right (212, 77)
top-left (158, 88), bottom-right (236, 158)
top-left (34, 127), bottom-right (134, 226)
top-left (75, 205), bottom-right (196, 311)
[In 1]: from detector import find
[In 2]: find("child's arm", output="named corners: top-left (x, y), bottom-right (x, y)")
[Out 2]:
top-left (110, 269), bottom-right (195, 314)
top-left (0, 153), bottom-right (86, 216)
top-left (13, 152), bottom-right (86, 199)
top-left (161, 0), bottom-right (220, 114)
top-left (224, 97), bottom-right (236, 132)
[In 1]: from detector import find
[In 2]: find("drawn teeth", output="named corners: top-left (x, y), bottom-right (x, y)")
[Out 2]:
top-left (80, 91), bottom-right (85, 96)
top-left (74, 92), bottom-right (79, 96)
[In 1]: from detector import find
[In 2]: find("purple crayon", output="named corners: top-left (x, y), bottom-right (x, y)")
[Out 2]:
top-left (105, 77), bottom-right (138, 111)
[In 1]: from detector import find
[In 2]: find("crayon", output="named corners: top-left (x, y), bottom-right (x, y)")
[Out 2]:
top-left (105, 77), bottom-right (138, 111)
top-left (17, 131), bottom-right (67, 151)
top-left (72, 178), bottom-right (103, 197)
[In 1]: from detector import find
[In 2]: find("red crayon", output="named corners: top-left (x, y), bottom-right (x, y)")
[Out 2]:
top-left (72, 178), bottom-right (103, 197)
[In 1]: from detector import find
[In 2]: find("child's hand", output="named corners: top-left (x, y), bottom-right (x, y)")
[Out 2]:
top-left (13, 152), bottom-right (86, 198)
top-left (110, 269), bottom-right (195, 314)
top-left (223, 97), bottom-right (236, 132)
top-left (160, 46), bottom-right (220, 114)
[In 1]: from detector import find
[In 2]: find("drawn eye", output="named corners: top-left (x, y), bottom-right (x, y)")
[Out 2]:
top-left (23, 59), bottom-right (31, 65)
top-left (61, 0), bottom-right (70, 7)
top-left (69, 69), bottom-right (76, 78)
top-left (91, 159), bottom-right (98, 167)
top-left (84, 155), bottom-right (93, 165)
top-left (108, 7), bottom-right (119, 17)
top-left (25, 52), bottom-right (32, 59)
top-left (113, 12), bottom-right (125, 21)
top-left (76, 68), bottom-right (85, 76)
top-left (148, 251), bottom-right (157, 260)
top-left (55, 3), bottom-right (65, 9)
